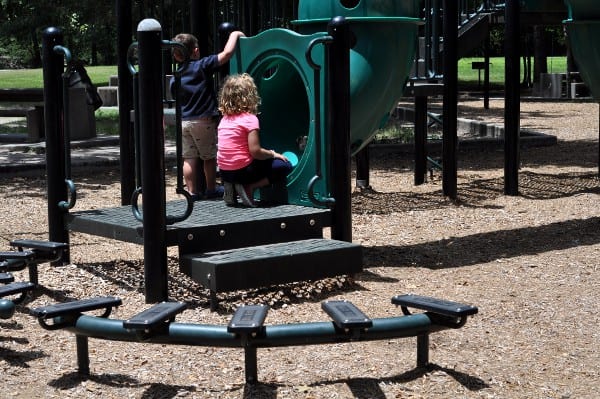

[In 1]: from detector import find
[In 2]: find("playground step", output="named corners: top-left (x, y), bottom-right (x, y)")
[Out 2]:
top-left (66, 200), bottom-right (330, 252)
top-left (180, 238), bottom-right (363, 310)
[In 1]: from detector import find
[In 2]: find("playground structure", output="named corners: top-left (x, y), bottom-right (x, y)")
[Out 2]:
top-left (3, 0), bottom-right (597, 388)
top-left (39, 0), bottom-right (430, 308)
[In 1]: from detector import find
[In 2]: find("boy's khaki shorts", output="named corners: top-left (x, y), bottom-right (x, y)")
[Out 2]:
top-left (181, 117), bottom-right (218, 160)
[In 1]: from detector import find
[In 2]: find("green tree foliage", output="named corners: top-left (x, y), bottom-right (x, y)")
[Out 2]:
top-left (0, 0), bottom-right (116, 67)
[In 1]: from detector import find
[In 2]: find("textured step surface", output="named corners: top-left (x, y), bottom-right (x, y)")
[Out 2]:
top-left (181, 238), bottom-right (362, 293)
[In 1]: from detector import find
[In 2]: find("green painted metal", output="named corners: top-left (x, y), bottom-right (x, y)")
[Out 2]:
top-left (63, 312), bottom-right (445, 347)
top-left (294, 0), bottom-right (422, 156)
top-left (297, 0), bottom-right (420, 19)
top-left (563, 0), bottom-right (600, 19)
top-left (228, 0), bottom-right (422, 207)
top-left (564, 1), bottom-right (600, 99)
top-left (0, 299), bottom-right (15, 320)
top-left (520, 0), bottom-right (567, 13)
top-left (230, 29), bottom-right (331, 207)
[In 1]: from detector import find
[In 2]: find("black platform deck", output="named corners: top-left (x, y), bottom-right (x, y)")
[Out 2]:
top-left (66, 200), bottom-right (332, 252)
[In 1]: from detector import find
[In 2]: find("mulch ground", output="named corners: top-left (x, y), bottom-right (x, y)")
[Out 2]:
top-left (0, 98), bottom-right (599, 398)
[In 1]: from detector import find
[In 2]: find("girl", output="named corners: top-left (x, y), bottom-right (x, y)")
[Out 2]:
top-left (217, 73), bottom-right (292, 207)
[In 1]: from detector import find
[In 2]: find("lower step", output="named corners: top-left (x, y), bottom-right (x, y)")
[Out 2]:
top-left (180, 238), bottom-right (362, 308)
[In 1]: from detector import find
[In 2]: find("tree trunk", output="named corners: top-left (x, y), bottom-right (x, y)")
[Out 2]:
top-left (533, 25), bottom-right (547, 84)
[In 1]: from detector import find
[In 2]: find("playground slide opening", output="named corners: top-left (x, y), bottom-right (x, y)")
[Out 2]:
top-left (229, 0), bottom-right (422, 207)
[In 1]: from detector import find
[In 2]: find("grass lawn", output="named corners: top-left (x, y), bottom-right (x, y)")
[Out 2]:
top-left (0, 66), bottom-right (117, 88)
top-left (1, 57), bottom-right (568, 137)
top-left (0, 57), bottom-right (569, 89)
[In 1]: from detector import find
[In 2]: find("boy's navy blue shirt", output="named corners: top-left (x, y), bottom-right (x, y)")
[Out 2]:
top-left (171, 54), bottom-right (220, 120)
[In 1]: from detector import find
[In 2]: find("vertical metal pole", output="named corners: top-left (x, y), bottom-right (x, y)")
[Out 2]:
top-left (355, 147), bottom-right (370, 190)
top-left (442, 0), bottom-right (458, 199)
top-left (416, 334), bottom-right (430, 368)
top-left (504, 0), bottom-right (520, 195)
top-left (191, 0), bottom-right (210, 55)
top-left (328, 17), bottom-right (352, 243)
top-left (117, 0), bottom-right (136, 205)
top-left (76, 335), bottom-right (90, 375)
top-left (42, 27), bottom-right (70, 265)
top-left (414, 95), bottom-right (427, 185)
top-left (484, 26), bottom-right (490, 110)
top-left (244, 346), bottom-right (258, 383)
top-left (137, 19), bottom-right (169, 303)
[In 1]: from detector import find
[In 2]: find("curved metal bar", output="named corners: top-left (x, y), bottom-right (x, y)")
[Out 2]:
top-left (126, 42), bottom-right (139, 76)
top-left (58, 179), bottom-right (77, 210)
top-left (60, 312), bottom-right (448, 347)
top-left (305, 36), bottom-right (336, 207)
top-left (165, 188), bottom-right (194, 225)
top-left (307, 175), bottom-right (335, 208)
top-left (160, 40), bottom-right (194, 225)
top-left (53, 45), bottom-right (72, 62)
top-left (131, 187), bottom-right (143, 222)
top-left (57, 46), bottom-right (76, 212)
top-left (305, 36), bottom-right (333, 69)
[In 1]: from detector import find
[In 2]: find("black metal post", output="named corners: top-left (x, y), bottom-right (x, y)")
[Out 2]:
top-left (416, 334), bottom-right (430, 368)
top-left (244, 346), bottom-right (258, 383)
top-left (355, 147), bottom-right (371, 190)
top-left (76, 335), bottom-right (90, 375)
top-left (328, 17), bottom-right (352, 243)
top-left (414, 95), bottom-right (428, 185)
top-left (484, 28), bottom-right (490, 110)
top-left (137, 19), bottom-right (169, 303)
top-left (442, 0), bottom-right (458, 199)
top-left (42, 27), bottom-right (69, 264)
top-left (191, 0), bottom-right (210, 55)
top-left (504, 0), bottom-right (520, 195)
top-left (117, 0), bottom-right (136, 205)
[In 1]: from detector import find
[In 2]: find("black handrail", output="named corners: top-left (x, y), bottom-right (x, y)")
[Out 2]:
top-left (53, 45), bottom-right (77, 211)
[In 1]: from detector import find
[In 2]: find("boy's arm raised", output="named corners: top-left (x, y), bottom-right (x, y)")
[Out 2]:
top-left (218, 31), bottom-right (245, 65)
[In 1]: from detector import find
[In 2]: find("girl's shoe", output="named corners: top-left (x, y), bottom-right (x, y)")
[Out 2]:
top-left (234, 184), bottom-right (257, 207)
top-left (223, 182), bottom-right (237, 206)
top-left (205, 185), bottom-right (224, 199)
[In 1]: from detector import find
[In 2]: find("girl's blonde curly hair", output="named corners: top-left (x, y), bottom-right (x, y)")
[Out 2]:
top-left (218, 73), bottom-right (261, 115)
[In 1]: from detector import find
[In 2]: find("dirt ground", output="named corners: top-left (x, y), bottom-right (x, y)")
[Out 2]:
top-left (0, 98), bottom-right (599, 398)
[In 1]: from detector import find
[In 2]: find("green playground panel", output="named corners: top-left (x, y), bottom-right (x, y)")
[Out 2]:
top-left (229, 0), bottom-right (422, 208)
top-left (297, 0), bottom-right (421, 19)
top-left (563, 0), bottom-right (600, 20)
top-left (564, 20), bottom-right (600, 100)
top-left (563, 0), bottom-right (600, 100)
top-left (521, 0), bottom-right (567, 13)
top-left (230, 29), bottom-right (332, 208)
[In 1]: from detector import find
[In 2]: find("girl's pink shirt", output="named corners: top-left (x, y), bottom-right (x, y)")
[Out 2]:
top-left (217, 112), bottom-right (260, 171)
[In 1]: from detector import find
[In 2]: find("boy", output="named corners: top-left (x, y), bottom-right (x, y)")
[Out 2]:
top-left (170, 30), bottom-right (245, 200)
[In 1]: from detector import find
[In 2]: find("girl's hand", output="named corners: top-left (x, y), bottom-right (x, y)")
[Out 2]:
top-left (271, 150), bottom-right (289, 163)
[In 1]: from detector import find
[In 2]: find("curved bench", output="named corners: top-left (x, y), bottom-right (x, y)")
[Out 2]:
top-left (31, 294), bottom-right (478, 383)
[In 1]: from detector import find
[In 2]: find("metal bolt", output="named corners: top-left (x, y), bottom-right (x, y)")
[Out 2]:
top-left (219, 230), bottom-right (226, 237)
top-left (309, 219), bottom-right (316, 226)
top-left (280, 222), bottom-right (287, 229)
top-left (187, 233), bottom-right (194, 240)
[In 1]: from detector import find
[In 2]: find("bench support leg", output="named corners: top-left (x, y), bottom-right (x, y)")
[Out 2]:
top-left (76, 335), bottom-right (90, 375)
top-left (416, 334), bottom-right (429, 368)
top-left (28, 264), bottom-right (38, 286)
top-left (244, 346), bottom-right (258, 384)
top-left (209, 290), bottom-right (218, 311)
